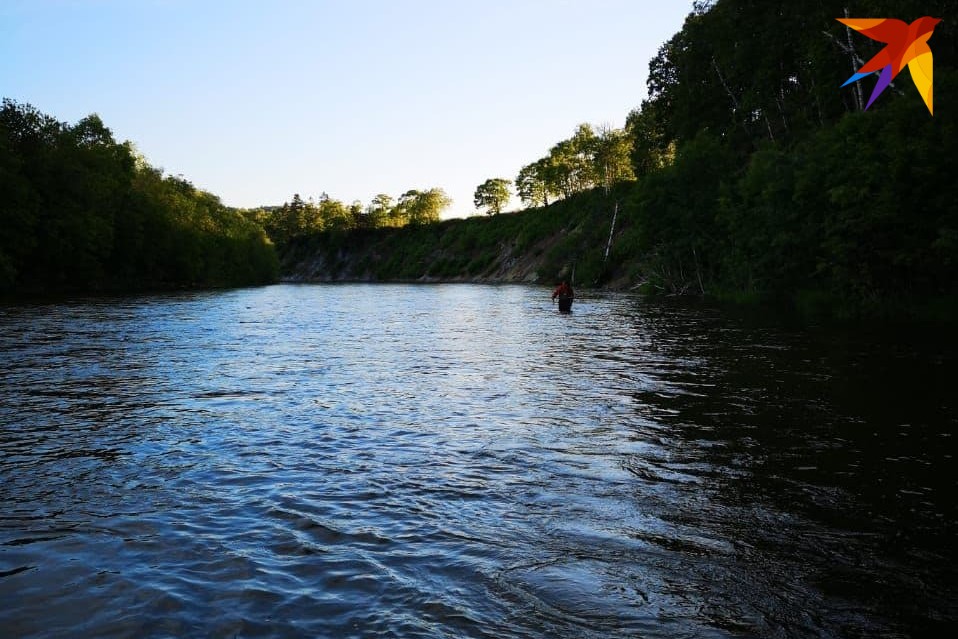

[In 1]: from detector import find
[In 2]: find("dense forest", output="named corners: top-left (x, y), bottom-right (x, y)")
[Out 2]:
top-left (0, 99), bottom-right (278, 293)
top-left (611, 0), bottom-right (958, 319)
top-left (4, 0), bottom-right (957, 320)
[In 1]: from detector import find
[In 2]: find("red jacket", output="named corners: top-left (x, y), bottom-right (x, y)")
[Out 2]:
top-left (552, 282), bottom-right (573, 299)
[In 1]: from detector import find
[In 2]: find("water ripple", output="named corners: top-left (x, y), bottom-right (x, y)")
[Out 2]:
top-left (1, 285), bottom-right (955, 637)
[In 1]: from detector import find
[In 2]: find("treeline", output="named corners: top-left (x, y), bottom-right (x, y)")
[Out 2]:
top-left (0, 99), bottom-right (278, 293)
top-left (607, 0), bottom-right (958, 318)
top-left (242, 187), bottom-right (452, 247)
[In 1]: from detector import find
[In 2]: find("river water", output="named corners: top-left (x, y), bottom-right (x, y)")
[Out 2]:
top-left (1, 284), bottom-right (955, 638)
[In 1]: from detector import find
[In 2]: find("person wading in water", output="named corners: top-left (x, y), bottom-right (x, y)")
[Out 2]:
top-left (551, 280), bottom-right (574, 312)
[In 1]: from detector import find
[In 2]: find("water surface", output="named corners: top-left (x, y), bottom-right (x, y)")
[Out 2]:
top-left (1, 284), bottom-right (955, 637)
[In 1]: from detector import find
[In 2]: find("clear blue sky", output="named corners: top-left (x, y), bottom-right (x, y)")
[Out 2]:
top-left (2, 0), bottom-right (693, 217)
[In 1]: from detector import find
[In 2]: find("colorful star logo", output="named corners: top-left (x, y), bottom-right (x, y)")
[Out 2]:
top-left (838, 17), bottom-right (941, 115)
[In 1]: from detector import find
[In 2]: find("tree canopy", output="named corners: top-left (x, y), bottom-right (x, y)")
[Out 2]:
top-left (609, 0), bottom-right (958, 317)
top-left (474, 178), bottom-right (512, 215)
top-left (0, 99), bottom-right (278, 292)
top-left (515, 123), bottom-right (636, 208)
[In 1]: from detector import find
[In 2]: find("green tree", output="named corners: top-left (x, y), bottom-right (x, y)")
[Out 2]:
top-left (516, 158), bottom-right (558, 208)
top-left (522, 124), bottom-right (604, 203)
top-left (627, 130), bottom-right (736, 294)
top-left (0, 99), bottom-right (277, 291)
top-left (319, 196), bottom-right (352, 231)
top-left (397, 188), bottom-right (451, 225)
top-left (625, 103), bottom-right (673, 177)
top-left (593, 126), bottom-right (635, 192)
top-left (473, 178), bottom-right (512, 215)
top-left (366, 193), bottom-right (395, 228)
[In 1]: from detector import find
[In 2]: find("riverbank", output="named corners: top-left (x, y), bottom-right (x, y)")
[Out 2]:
top-left (280, 186), bottom-right (636, 289)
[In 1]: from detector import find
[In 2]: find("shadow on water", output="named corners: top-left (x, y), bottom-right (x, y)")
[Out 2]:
top-left (614, 298), bottom-right (958, 636)
top-left (0, 285), bottom-right (955, 638)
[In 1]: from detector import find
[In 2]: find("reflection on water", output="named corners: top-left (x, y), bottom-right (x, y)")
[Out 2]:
top-left (1, 284), bottom-right (955, 638)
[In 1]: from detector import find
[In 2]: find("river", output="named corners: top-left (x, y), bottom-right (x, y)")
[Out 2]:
top-left (1, 284), bottom-right (955, 638)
